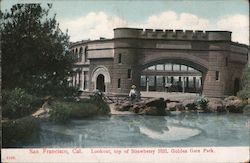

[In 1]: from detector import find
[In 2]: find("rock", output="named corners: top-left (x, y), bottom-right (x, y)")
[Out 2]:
top-left (139, 106), bottom-right (166, 116)
top-left (131, 104), bottom-right (145, 113)
top-left (145, 98), bottom-right (166, 108)
top-left (114, 101), bottom-right (132, 111)
top-left (167, 102), bottom-right (185, 111)
top-left (224, 96), bottom-right (240, 102)
top-left (182, 99), bottom-right (195, 107)
top-left (224, 96), bottom-right (244, 113)
top-left (226, 100), bottom-right (244, 113)
top-left (208, 98), bottom-right (226, 113)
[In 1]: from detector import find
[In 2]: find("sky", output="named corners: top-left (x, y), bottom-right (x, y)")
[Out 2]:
top-left (1, 0), bottom-right (249, 45)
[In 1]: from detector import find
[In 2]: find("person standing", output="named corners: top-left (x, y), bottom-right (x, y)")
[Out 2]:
top-left (129, 85), bottom-right (137, 102)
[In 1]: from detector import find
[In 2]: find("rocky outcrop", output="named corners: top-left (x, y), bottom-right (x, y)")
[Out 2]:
top-left (113, 96), bottom-right (246, 115)
top-left (224, 96), bottom-right (244, 113)
top-left (114, 101), bottom-right (132, 111)
top-left (208, 98), bottom-right (226, 113)
top-left (115, 98), bottom-right (167, 116)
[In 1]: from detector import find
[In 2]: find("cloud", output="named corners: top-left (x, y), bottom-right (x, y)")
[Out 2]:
top-left (60, 11), bottom-right (249, 45)
top-left (60, 11), bottom-right (127, 41)
top-left (133, 11), bottom-right (210, 30)
top-left (216, 14), bottom-right (249, 44)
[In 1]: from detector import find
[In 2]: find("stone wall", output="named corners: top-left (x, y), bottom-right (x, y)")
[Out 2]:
top-left (70, 28), bottom-right (249, 98)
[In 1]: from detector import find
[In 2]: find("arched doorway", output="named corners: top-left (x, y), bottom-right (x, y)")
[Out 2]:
top-left (91, 66), bottom-right (111, 92)
top-left (234, 78), bottom-right (240, 96)
top-left (96, 74), bottom-right (105, 92)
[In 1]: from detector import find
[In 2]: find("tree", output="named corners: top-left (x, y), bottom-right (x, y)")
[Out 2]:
top-left (237, 66), bottom-right (250, 100)
top-left (1, 4), bottom-right (76, 97)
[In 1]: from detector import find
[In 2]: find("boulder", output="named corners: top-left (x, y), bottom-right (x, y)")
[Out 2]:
top-left (226, 100), bottom-right (244, 113)
top-left (208, 98), bottom-right (226, 113)
top-left (139, 106), bottom-right (166, 116)
top-left (145, 98), bottom-right (166, 108)
top-left (182, 99), bottom-right (195, 107)
top-left (223, 96), bottom-right (244, 113)
top-left (114, 101), bottom-right (132, 111)
top-left (167, 102), bottom-right (185, 111)
top-left (130, 104), bottom-right (145, 113)
top-left (224, 96), bottom-right (240, 102)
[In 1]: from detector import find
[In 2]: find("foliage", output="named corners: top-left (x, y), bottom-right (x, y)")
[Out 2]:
top-left (49, 101), bottom-right (72, 123)
top-left (2, 88), bottom-right (43, 119)
top-left (49, 97), bottom-right (110, 123)
top-left (69, 102), bottom-right (100, 118)
top-left (196, 96), bottom-right (209, 110)
top-left (1, 4), bottom-right (76, 97)
top-left (238, 66), bottom-right (250, 100)
top-left (2, 117), bottom-right (41, 147)
top-left (186, 103), bottom-right (198, 111)
top-left (243, 105), bottom-right (250, 115)
top-left (89, 90), bottom-right (110, 114)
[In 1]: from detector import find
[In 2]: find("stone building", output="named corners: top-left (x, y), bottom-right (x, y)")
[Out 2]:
top-left (70, 28), bottom-right (249, 98)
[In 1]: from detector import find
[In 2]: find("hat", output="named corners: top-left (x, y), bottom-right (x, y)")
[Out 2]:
top-left (131, 85), bottom-right (136, 89)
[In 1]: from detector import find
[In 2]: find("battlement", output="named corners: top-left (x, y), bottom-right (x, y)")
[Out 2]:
top-left (114, 28), bottom-right (231, 41)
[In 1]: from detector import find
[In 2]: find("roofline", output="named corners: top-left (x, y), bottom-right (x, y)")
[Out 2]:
top-left (70, 38), bottom-right (114, 47)
top-left (114, 27), bottom-right (232, 33)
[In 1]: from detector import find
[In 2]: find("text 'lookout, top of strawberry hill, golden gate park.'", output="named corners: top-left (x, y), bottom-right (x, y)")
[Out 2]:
top-left (70, 27), bottom-right (249, 98)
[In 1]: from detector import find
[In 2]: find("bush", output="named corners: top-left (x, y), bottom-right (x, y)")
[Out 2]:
top-left (2, 88), bottom-right (43, 119)
top-left (49, 101), bottom-right (71, 123)
top-left (2, 117), bottom-right (40, 147)
top-left (49, 96), bottom-right (110, 123)
top-left (196, 96), bottom-right (209, 110)
top-left (243, 105), bottom-right (250, 115)
top-left (89, 90), bottom-right (110, 114)
top-left (238, 66), bottom-right (250, 100)
top-left (186, 103), bottom-right (198, 111)
top-left (69, 102), bottom-right (100, 118)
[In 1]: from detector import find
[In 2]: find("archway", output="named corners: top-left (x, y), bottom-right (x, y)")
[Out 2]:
top-left (234, 78), bottom-right (240, 96)
top-left (139, 59), bottom-right (207, 94)
top-left (91, 66), bottom-right (111, 92)
top-left (96, 74), bottom-right (105, 92)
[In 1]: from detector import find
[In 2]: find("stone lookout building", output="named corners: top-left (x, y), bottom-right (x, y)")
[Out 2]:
top-left (70, 28), bottom-right (249, 98)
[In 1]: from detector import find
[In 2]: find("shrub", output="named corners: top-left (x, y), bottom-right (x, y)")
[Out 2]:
top-left (49, 97), bottom-right (110, 122)
top-left (243, 105), bottom-right (250, 115)
top-left (89, 90), bottom-right (110, 114)
top-left (49, 101), bottom-right (71, 123)
top-left (2, 117), bottom-right (40, 147)
top-left (238, 66), bottom-right (250, 100)
top-left (196, 96), bottom-right (209, 110)
top-left (69, 102), bottom-right (100, 118)
top-left (2, 88), bottom-right (43, 119)
top-left (186, 103), bottom-right (198, 111)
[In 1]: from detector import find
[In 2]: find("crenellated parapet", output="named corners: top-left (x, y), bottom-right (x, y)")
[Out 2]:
top-left (114, 28), bottom-right (231, 41)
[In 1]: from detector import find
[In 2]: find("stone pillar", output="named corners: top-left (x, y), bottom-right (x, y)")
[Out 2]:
top-left (182, 77), bottom-right (185, 93)
top-left (146, 76), bottom-right (149, 92)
